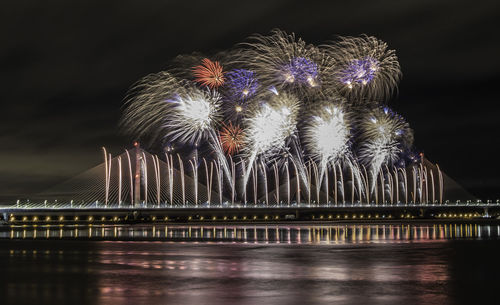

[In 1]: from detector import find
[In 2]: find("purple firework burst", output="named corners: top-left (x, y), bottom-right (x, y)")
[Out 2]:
top-left (282, 57), bottom-right (319, 87)
top-left (339, 56), bottom-right (380, 87)
top-left (225, 69), bottom-right (259, 100)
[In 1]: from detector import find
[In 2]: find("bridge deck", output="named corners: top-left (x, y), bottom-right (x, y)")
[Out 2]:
top-left (2, 203), bottom-right (499, 224)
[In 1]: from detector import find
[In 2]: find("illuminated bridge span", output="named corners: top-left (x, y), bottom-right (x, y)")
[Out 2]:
top-left (8, 144), bottom-right (476, 210)
top-left (2, 202), bottom-right (499, 225)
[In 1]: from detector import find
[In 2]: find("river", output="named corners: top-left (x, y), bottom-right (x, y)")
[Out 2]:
top-left (1, 223), bottom-right (499, 305)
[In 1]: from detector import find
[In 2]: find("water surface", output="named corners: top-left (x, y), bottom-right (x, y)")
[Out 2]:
top-left (1, 223), bottom-right (499, 305)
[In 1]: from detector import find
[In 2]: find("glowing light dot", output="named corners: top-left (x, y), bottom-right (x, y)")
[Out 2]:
top-left (306, 76), bottom-right (317, 87)
top-left (284, 73), bottom-right (295, 83)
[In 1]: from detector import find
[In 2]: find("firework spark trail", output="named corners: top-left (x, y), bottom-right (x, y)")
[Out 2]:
top-left (289, 137), bottom-right (311, 197)
top-left (120, 30), bottom-right (418, 205)
top-left (121, 72), bottom-right (180, 145)
top-left (301, 100), bottom-right (367, 201)
top-left (207, 128), bottom-right (234, 188)
top-left (303, 102), bottom-right (352, 184)
top-left (322, 35), bottom-right (401, 103)
top-left (233, 29), bottom-right (328, 98)
top-left (350, 159), bottom-right (366, 202)
top-left (222, 69), bottom-right (259, 122)
top-left (241, 91), bottom-right (300, 192)
top-left (219, 122), bottom-right (244, 156)
top-left (165, 88), bottom-right (222, 144)
top-left (164, 88), bottom-right (233, 188)
top-left (224, 69), bottom-right (259, 101)
top-left (123, 76), bottom-right (234, 189)
top-left (358, 107), bottom-right (413, 192)
top-left (193, 58), bottom-right (225, 89)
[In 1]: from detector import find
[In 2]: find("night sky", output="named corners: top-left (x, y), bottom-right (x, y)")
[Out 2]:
top-left (1, 0), bottom-right (499, 202)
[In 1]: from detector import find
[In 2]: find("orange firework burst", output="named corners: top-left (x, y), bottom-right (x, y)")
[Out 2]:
top-left (219, 122), bottom-right (244, 155)
top-left (193, 58), bottom-right (225, 88)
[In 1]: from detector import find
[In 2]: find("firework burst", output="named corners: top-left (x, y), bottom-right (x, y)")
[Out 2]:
top-left (234, 29), bottom-right (327, 96)
top-left (303, 101), bottom-right (352, 170)
top-left (165, 87), bottom-right (222, 144)
top-left (283, 57), bottom-right (319, 87)
top-left (242, 90), bottom-right (301, 189)
top-left (193, 58), bottom-right (226, 89)
top-left (166, 86), bottom-right (234, 187)
top-left (220, 122), bottom-right (244, 156)
top-left (224, 69), bottom-right (259, 101)
top-left (357, 106), bottom-right (413, 190)
top-left (243, 91), bottom-right (301, 158)
top-left (121, 71), bottom-right (181, 146)
top-left (121, 29), bottom-right (419, 205)
top-left (322, 35), bottom-right (401, 102)
top-left (221, 69), bottom-right (259, 121)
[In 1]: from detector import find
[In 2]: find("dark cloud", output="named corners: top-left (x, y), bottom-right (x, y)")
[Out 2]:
top-left (1, 0), bottom-right (499, 202)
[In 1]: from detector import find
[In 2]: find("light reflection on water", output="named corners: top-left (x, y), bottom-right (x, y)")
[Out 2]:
top-left (2, 223), bottom-right (500, 305)
top-left (2, 223), bottom-right (499, 243)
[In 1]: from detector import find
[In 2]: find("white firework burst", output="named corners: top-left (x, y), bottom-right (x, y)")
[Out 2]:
top-left (242, 90), bottom-right (301, 189)
top-left (165, 88), bottom-right (222, 145)
top-left (303, 103), bottom-right (352, 167)
top-left (358, 107), bottom-right (413, 190)
top-left (243, 91), bottom-right (300, 158)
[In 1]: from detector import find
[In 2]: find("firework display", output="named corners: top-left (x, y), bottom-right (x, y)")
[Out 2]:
top-left (122, 29), bottom-right (419, 205)
top-left (322, 35), bottom-right (401, 102)
top-left (192, 58), bottom-right (226, 89)
top-left (219, 122), bottom-right (244, 156)
top-left (303, 100), bottom-right (352, 181)
top-left (231, 30), bottom-right (328, 100)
